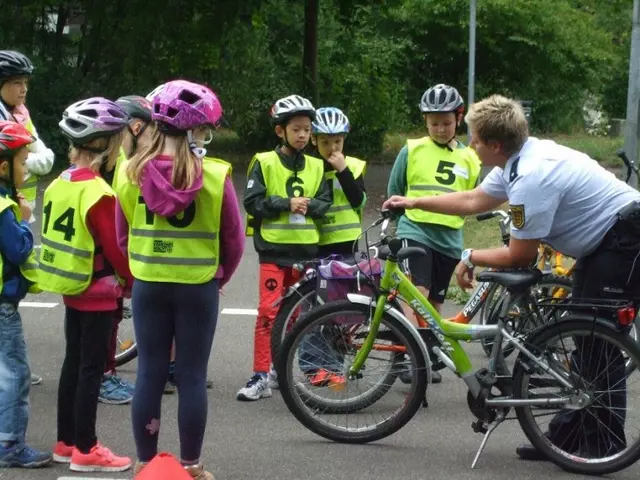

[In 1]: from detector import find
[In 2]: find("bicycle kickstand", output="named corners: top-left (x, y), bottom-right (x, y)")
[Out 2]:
top-left (471, 413), bottom-right (504, 469)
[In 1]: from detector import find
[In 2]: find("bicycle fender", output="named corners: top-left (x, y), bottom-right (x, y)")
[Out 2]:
top-left (346, 293), bottom-right (432, 385)
top-left (270, 276), bottom-right (316, 308)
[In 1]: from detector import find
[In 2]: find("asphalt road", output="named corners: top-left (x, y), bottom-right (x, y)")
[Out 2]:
top-left (11, 169), bottom-right (640, 479)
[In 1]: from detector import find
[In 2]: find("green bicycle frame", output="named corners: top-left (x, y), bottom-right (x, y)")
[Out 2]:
top-left (349, 253), bottom-right (579, 398)
top-left (350, 256), bottom-right (503, 377)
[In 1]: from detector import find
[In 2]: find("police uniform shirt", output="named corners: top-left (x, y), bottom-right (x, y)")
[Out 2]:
top-left (480, 137), bottom-right (640, 258)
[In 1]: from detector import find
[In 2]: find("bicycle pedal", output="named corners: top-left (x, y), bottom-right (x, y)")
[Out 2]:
top-left (471, 420), bottom-right (488, 434)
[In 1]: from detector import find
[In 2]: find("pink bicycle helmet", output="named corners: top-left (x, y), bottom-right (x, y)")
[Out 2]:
top-left (151, 80), bottom-right (222, 131)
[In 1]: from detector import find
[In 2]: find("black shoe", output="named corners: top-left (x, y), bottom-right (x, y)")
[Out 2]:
top-left (516, 444), bottom-right (548, 461)
top-left (430, 371), bottom-right (442, 384)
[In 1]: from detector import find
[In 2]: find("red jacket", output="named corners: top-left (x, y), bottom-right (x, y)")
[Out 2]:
top-left (62, 167), bottom-right (134, 311)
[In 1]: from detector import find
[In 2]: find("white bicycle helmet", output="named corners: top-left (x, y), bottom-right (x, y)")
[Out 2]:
top-left (145, 83), bottom-right (165, 102)
top-left (420, 84), bottom-right (464, 113)
top-left (59, 97), bottom-right (130, 144)
top-left (270, 94), bottom-right (316, 125)
top-left (312, 107), bottom-right (350, 135)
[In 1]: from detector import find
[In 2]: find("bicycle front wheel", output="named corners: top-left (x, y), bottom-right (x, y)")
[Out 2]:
top-left (277, 299), bottom-right (428, 443)
top-left (513, 316), bottom-right (640, 475)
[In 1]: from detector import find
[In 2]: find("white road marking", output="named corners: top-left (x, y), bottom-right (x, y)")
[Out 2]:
top-left (58, 478), bottom-right (128, 480)
top-left (20, 301), bottom-right (58, 308)
top-left (221, 308), bottom-right (258, 315)
top-left (34, 244), bottom-right (41, 249)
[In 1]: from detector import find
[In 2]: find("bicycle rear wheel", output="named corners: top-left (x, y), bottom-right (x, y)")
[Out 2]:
top-left (115, 298), bottom-right (137, 367)
top-left (271, 279), bottom-right (317, 372)
top-left (480, 274), bottom-right (573, 358)
top-left (278, 299), bottom-right (428, 443)
top-left (513, 316), bottom-right (640, 475)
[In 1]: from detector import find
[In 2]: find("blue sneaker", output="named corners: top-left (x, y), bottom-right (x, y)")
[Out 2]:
top-left (98, 375), bottom-right (133, 405)
top-left (112, 373), bottom-right (135, 395)
top-left (0, 443), bottom-right (52, 468)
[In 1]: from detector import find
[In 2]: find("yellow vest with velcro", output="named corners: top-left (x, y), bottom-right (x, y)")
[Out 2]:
top-left (319, 156), bottom-right (366, 246)
top-left (405, 137), bottom-right (481, 229)
top-left (117, 157), bottom-right (228, 284)
top-left (38, 172), bottom-right (114, 295)
top-left (18, 119), bottom-right (39, 202)
top-left (257, 151), bottom-right (324, 245)
top-left (0, 195), bottom-right (41, 295)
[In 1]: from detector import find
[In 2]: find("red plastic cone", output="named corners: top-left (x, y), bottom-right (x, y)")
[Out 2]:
top-left (135, 452), bottom-right (192, 479)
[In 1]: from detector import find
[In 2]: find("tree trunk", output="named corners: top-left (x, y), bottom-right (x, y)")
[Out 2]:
top-left (302, 0), bottom-right (319, 104)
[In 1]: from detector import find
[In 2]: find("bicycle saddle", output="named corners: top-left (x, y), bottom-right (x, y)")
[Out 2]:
top-left (476, 269), bottom-right (543, 292)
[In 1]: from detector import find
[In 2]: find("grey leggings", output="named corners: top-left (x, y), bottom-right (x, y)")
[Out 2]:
top-left (131, 278), bottom-right (219, 463)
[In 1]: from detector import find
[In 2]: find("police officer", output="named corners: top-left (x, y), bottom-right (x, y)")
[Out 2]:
top-left (385, 94), bottom-right (640, 462)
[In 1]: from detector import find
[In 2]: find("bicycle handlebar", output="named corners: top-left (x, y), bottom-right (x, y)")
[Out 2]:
top-left (616, 148), bottom-right (639, 183)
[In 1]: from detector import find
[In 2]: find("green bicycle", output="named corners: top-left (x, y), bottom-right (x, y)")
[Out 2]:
top-left (277, 209), bottom-right (640, 476)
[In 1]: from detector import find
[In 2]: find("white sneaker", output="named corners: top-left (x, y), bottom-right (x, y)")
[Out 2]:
top-left (236, 374), bottom-right (272, 401)
top-left (267, 368), bottom-right (279, 389)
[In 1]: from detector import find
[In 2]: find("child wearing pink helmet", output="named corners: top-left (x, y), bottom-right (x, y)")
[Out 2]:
top-left (115, 80), bottom-right (244, 479)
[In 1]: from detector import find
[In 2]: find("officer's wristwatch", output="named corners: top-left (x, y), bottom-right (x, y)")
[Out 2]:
top-left (461, 248), bottom-right (475, 268)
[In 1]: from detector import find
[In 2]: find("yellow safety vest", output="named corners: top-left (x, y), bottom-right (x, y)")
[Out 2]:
top-left (117, 157), bottom-right (229, 284)
top-left (253, 151), bottom-right (324, 245)
top-left (405, 137), bottom-right (481, 229)
top-left (111, 147), bottom-right (128, 190)
top-left (0, 195), bottom-right (41, 295)
top-left (319, 156), bottom-right (366, 246)
top-left (17, 119), bottom-right (39, 202)
top-left (38, 172), bottom-right (114, 295)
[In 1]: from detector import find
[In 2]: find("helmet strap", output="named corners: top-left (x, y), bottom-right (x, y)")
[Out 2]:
top-left (187, 130), bottom-right (206, 159)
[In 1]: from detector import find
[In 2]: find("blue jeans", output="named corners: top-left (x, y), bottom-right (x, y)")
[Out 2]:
top-left (0, 303), bottom-right (30, 444)
top-left (299, 327), bottom-right (344, 374)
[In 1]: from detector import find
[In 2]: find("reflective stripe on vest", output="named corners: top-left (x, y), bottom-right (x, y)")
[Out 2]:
top-left (0, 195), bottom-right (42, 294)
top-left (257, 151), bottom-right (324, 245)
top-left (318, 156), bottom-right (366, 246)
top-left (38, 173), bottom-right (113, 295)
top-left (405, 137), bottom-right (481, 229)
top-left (17, 119), bottom-right (39, 202)
top-left (117, 157), bottom-right (228, 284)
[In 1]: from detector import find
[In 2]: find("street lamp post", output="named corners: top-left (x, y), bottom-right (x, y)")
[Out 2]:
top-left (624, 0), bottom-right (640, 188)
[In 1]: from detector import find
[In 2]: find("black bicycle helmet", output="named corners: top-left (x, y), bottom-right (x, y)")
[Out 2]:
top-left (0, 50), bottom-right (34, 81)
top-left (116, 95), bottom-right (152, 122)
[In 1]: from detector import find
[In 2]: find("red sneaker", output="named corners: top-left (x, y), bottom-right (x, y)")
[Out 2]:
top-left (52, 441), bottom-right (73, 464)
top-left (70, 443), bottom-right (131, 472)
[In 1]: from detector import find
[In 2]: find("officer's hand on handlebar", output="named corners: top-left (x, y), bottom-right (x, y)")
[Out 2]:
top-left (382, 195), bottom-right (415, 211)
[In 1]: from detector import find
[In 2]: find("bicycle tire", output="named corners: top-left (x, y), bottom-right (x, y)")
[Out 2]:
top-left (115, 301), bottom-right (137, 367)
top-left (271, 280), bottom-right (317, 373)
top-left (513, 316), bottom-right (640, 475)
top-left (278, 299), bottom-right (428, 443)
top-left (480, 274), bottom-right (573, 357)
top-left (115, 345), bottom-right (138, 367)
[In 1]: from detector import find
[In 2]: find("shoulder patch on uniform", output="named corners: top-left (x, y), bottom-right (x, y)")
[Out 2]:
top-left (510, 204), bottom-right (525, 229)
